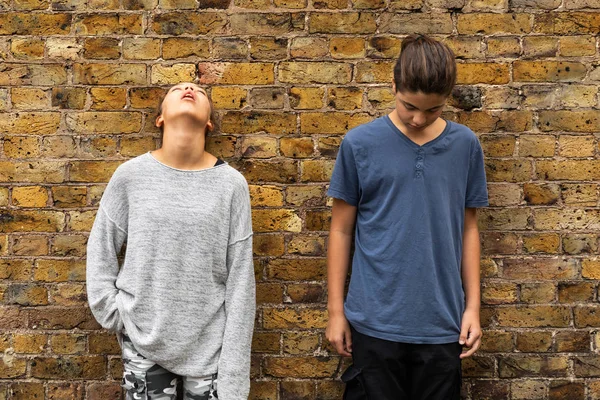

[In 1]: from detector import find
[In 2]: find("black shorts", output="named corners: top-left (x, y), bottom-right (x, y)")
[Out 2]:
top-left (342, 325), bottom-right (462, 400)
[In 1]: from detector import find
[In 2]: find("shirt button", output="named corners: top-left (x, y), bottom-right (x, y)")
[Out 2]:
top-left (416, 163), bottom-right (423, 169)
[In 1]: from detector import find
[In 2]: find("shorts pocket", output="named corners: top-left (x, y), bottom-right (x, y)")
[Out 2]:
top-left (122, 370), bottom-right (148, 400)
top-left (341, 365), bottom-right (368, 400)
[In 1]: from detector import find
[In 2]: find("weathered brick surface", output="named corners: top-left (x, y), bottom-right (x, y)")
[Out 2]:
top-left (0, 1), bottom-right (598, 398)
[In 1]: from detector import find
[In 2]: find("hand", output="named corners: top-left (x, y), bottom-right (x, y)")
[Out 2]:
top-left (459, 308), bottom-right (482, 359)
top-left (326, 313), bottom-right (352, 357)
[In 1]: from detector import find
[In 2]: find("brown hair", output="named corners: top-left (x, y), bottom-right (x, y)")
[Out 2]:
top-left (155, 86), bottom-right (218, 140)
top-left (393, 35), bottom-right (456, 96)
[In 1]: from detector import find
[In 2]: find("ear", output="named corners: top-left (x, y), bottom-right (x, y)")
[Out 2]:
top-left (392, 79), bottom-right (396, 93)
top-left (155, 115), bottom-right (164, 129)
top-left (206, 120), bottom-right (214, 132)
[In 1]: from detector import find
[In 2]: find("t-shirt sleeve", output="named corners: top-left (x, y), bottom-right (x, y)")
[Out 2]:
top-left (465, 139), bottom-right (489, 208)
top-left (327, 137), bottom-right (360, 206)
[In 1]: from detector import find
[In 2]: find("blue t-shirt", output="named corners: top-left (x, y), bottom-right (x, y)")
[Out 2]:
top-left (328, 116), bottom-right (488, 344)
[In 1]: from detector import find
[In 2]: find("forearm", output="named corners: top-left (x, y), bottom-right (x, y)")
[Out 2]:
top-left (462, 210), bottom-right (481, 312)
top-left (218, 236), bottom-right (255, 399)
top-left (327, 230), bottom-right (353, 316)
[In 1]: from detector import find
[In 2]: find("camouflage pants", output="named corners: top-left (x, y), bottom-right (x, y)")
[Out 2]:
top-left (121, 335), bottom-right (218, 400)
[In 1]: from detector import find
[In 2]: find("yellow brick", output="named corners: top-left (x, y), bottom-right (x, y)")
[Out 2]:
top-left (559, 35), bottom-right (596, 56)
top-left (69, 161), bottom-right (122, 183)
top-left (123, 38), bottom-right (160, 60)
top-left (0, 210), bottom-right (65, 233)
top-left (34, 259), bottom-right (86, 282)
top-left (73, 13), bottom-right (142, 35)
top-left (309, 12), bottom-right (377, 34)
top-left (327, 87), bottom-right (363, 110)
top-left (522, 36), bottom-right (558, 58)
top-left (221, 112), bottom-right (296, 135)
top-left (205, 136), bottom-right (236, 158)
top-left (482, 283), bottom-right (518, 305)
top-left (40, 136), bottom-right (77, 159)
top-left (367, 87), bottom-right (395, 109)
top-left (249, 37), bottom-right (288, 60)
top-left (280, 137), bottom-right (314, 158)
top-left (46, 38), bottom-right (81, 60)
top-left (0, 161), bottom-right (65, 183)
top-left (290, 37), bottom-right (329, 58)
top-left (90, 87), bottom-right (127, 110)
top-left (519, 135), bottom-right (555, 157)
top-left (241, 137), bottom-right (277, 158)
top-left (355, 61), bottom-right (394, 83)
top-left (162, 38), bottom-right (210, 59)
top-left (50, 334), bottom-right (86, 354)
top-left (443, 36), bottom-right (485, 59)
top-left (211, 87), bottom-right (247, 109)
top-left (150, 63), bottom-right (196, 85)
top-left (83, 37), bottom-right (120, 59)
top-left (286, 185), bottom-right (325, 206)
top-left (523, 183), bottom-right (559, 205)
top-left (249, 87), bottom-right (285, 109)
top-left (582, 259), bottom-right (600, 280)
top-left (280, 62), bottom-right (352, 84)
top-left (300, 112), bottom-right (372, 134)
top-left (252, 209), bottom-right (302, 232)
top-left (4, 136), bottom-right (40, 159)
top-left (379, 12), bottom-right (452, 34)
top-left (555, 85), bottom-right (598, 108)
top-left (560, 183), bottom-right (598, 206)
top-left (66, 112), bottom-right (141, 134)
top-left (129, 87), bottom-right (166, 109)
top-left (52, 186), bottom-right (87, 208)
top-left (534, 12), bottom-right (600, 35)
top-left (487, 37), bottom-right (521, 58)
top-left (539, 111), bottom-right (600, 132)
top-left (198, 62), bottom-right (274, 85)
top-left (10, 38), bottom-right (45, 60)
top-left (330, 37), bottom-right (366, 59)
top-left (230, 13), bottom-right (299, 35)
top-left (289, 87), bottom-right (324, 109)
top-left (74, 63), bottom-right (146, 85)
top-left (367, 36), bottom-right (401, 59)
top-left (457, 63), bottom-right (510, 84)
top-left (522, 233), bottom-right (560, 254)
top-left (559, 135), bottom-right (595, 157)
top-left (249, 185), bottom-right (284, 207)
top-left (514, 61), bottom-right (587, 82)
top-left (12, 186), bottom-right (49, 207)
top-left (152, 12), bottom-right (227, 35)
top-left (0, 112), bottom-right (61, 135)
top-left (458, 14), bottom-right (531, 34)
top-left (13, 333), bottom-right (47, 353)
top-left (0, 64), bottom-right (67, 86)
top-left (300, 160), bottom-right (335, 182)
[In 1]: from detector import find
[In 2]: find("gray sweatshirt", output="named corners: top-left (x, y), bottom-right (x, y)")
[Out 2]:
top-left (86, 153), bottom-right (255, 399)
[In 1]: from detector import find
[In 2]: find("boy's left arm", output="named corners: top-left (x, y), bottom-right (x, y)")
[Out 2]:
top-left (460, 207), bottom-right (482, 359)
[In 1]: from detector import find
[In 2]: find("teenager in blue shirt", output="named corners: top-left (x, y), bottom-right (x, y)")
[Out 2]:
top-left (326, 35), bottom-right (489, 399)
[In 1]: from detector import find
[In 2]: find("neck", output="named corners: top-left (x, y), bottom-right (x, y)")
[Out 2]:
top-left (153, 124), bottom-right (216, 170)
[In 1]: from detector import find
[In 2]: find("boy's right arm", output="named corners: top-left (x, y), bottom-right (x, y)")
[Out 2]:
top-left (326, 198), bottom-right (357, 357)
top-left (86, 206), bottom-right (127, 332)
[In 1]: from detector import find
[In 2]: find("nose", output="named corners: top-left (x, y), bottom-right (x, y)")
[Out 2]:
top-left (413, 112), bottom-right (426, 126)
top-left (184, 84), bottom-right (193, 91)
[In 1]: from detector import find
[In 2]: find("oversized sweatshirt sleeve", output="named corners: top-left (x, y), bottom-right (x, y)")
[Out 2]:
top-left (217, 178), bottom-right (256, 400)
top-left (86, 172), bottom-right (129, 332)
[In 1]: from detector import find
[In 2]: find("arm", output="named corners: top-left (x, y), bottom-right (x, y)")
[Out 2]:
top-left (326, 198), bottom-right (357, 357)
top-left (218, 185), bottom-right (255, 400)
top-left (459, 207), bottom-right (482, 358)
top-left (86, 206), bottom-right (127, 331)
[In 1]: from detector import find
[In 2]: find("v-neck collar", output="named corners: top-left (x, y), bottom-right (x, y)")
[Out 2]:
top-left (384, 115), bottom-right (451, 150)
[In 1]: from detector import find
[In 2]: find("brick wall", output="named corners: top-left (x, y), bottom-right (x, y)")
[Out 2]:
top-left (1, 0), bottom-right (599, 398)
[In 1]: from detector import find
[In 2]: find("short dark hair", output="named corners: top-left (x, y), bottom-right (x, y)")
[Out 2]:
top-left (393, 35), bottom-right (456, 96)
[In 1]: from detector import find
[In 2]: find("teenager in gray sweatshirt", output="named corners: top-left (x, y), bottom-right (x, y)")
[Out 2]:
top-left (86, 82), bottom-right (255, 400)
